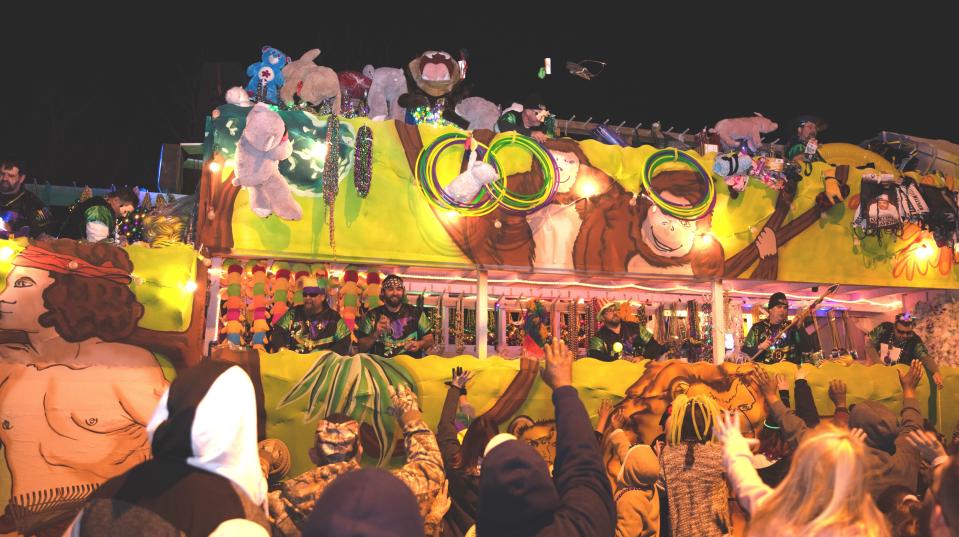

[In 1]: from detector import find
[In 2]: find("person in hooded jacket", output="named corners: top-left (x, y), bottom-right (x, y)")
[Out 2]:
top-left (435, 358), bottom-right (538, 537)
top-left (303, 468), bottom-right (427, 537)
top-left (614, 444), bottom-right (660, 537)
top-left (475, 338), bottom-right (615, 537)
top-left (66, 360), bottom-right (271, 536)
top-left (757, 360), bottom-right (925, 500)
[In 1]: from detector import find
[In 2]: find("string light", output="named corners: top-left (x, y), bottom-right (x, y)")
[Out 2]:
top-left (395, 272), bottom-right (902, 308)
top-left (310, 142), bottom-right (329, 161)
top-left (182, 281), bottom-right (198, 293)
top-left (577, 180), bottom-right (598, 198)
top-left (208, 162), bottom-right (221, 173)
top-left (0, 247), bottom-right (15, 261)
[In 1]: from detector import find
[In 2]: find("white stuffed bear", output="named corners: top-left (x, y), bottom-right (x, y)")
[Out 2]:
top-left (233, 103), bottom-right (303, 220)
top-left (455, 97), bottom-right (502, 131)
top-left (363, 65), bottom-right (407, 120)
top-left (446, 161), bottom-right (500, 203)
top-left (225, 86), bottom-right (254, 107)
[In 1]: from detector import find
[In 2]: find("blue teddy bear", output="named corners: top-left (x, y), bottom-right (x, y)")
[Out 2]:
top-left (246, 46), bottom-right (289, 105)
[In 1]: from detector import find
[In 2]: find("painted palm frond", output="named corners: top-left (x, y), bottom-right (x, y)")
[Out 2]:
top-left (279, 352), bottom-right (416, 465)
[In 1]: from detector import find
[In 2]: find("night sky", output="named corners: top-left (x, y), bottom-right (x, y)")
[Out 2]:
top-left (3, 8), bottom-right (955, 192)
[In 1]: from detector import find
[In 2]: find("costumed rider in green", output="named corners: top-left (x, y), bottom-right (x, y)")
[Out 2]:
top-left (355, 275), bottom-right (434, 358)
top-left (742, 292), bottom-right (814, 364)
top-left (269, 276), bottom-right (351, 354)
top-left (496, 94), bottom-right (555, 143)
top-left (866, 312), bottom-right (944, 388)
top-left (785, 115), bottom-right (827, 164)
top-left (587, 301), bottom-right (664, 362)
top-left (57, 186), bottom-right (139, 242)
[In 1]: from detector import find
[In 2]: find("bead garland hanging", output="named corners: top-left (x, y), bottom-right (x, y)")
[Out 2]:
top-left (586, 299), bottom-right (596, 348)
top-left (323, 114), bottom-right (341, 252)
top-left (687, 300), bottom-right (700, 341)
top-left (354, 125), bottom-right (373, 198)
top-left (435, 292), bottom-right (446, 355)
top-left (454, 294), bottom-right (465, 355)
top-left (567, 298), bottom-right (579, 357)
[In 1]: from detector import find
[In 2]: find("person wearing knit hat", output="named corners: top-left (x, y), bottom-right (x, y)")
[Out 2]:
top-left (267, 386), bottom-right (446, 537)
top-left (785, 115), bottom-right (828, 163)
top-left (587, 301), bottom-right (664, 362)
top-left (302, 469), bottom-right (426, 537)
top-left (355, 274), bottom-right (434, 358)
top-left (495, 93), bottom-right (553, 143)
top-left (269, 275), bottom-right (351, 354)
top-left (742, 292), bottom-right (812, 364)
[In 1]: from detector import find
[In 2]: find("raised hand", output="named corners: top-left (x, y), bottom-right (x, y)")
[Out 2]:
top-left (715, 411), bottom-right (759, 453)
top-left (849, 427), bottom-right (868, 444)
top-left (451, 367), bottom-right (473, 390)
top-left (541, 338), bottom-right (573, 390)
top-left (748, 367), bottom-right (779, 402)
top-left (828, 379), bottom-right (848, 408)
top-left (898, 360), bottom-right (924, 398)
top-left (388, 384), bottom-right (420, 420)
top-left (906, 430), bottom-right (947, 464)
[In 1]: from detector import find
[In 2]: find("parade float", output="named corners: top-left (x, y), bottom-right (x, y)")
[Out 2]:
top-left (1, 47), bottom-right (958, 535)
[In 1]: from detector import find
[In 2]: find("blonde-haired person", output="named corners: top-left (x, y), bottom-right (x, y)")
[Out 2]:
top-left (716, 411), bottom-right (891, 537)
top-left (658, 392), bottom-right (732, 536)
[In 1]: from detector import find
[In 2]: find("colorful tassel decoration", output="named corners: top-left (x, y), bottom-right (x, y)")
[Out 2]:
top-left (339, 269), bottom-right (362, 331)
top-left (271, 263), bottom-right (291, 322)
top-left (224, 262), bottom-right (245, 345)
top-left (363, 271), bottom-right (382, 312)
top-left (291, 264), bottom-right (311, 307)
top-left (249, 263), bottom-right (268, 349)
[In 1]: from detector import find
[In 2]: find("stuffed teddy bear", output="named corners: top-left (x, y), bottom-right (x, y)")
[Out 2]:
top-left (279, 49), bottom-right (341, 114)
top-left (455, 97), bottom-right (501, 131)
top-left (446, 162), bottom-right (499, 203)
top-left (233, 103), bottom-right (302, 220)
top-left (709, 113), bottom-right (778, 153)
top-left (246, 46), bottom-right (290, 105)
top-left (226, 86), bottom-right (254, 107)
top-left (364, 65), bottom-right (406, 120)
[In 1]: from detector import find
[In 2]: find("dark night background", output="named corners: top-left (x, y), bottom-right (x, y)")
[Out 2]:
top-left (2, 7), bottom-right (955, 193)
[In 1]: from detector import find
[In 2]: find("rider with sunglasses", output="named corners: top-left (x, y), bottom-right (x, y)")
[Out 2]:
top-left (269, 276), bottom-right (351, 354)
top-left (867, 313), bottom-right (943, 388)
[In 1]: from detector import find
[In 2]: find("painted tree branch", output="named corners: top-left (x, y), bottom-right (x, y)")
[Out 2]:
top-left (481, 355), bottom-right (539, 424)
top-left (196, 166), bottom-right (240, 254)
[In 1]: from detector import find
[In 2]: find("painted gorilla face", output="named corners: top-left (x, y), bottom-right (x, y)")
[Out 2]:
top-left (641, 193), bottom-right (696, 258)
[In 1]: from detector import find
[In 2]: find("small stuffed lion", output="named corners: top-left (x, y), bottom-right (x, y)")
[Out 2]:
top-left (233, 103), bottom-right (302, 220)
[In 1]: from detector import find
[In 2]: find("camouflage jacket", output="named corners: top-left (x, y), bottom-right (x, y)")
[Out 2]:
top-left (268, 416), bottom-right (445, 537)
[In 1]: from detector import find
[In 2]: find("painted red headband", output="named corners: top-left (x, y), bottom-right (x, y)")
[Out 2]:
top-left (14, 246), bottom-right (132, 285)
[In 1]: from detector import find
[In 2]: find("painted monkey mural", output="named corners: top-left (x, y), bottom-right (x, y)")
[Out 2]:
top-left (392, 126), bottom-right (839, 279)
